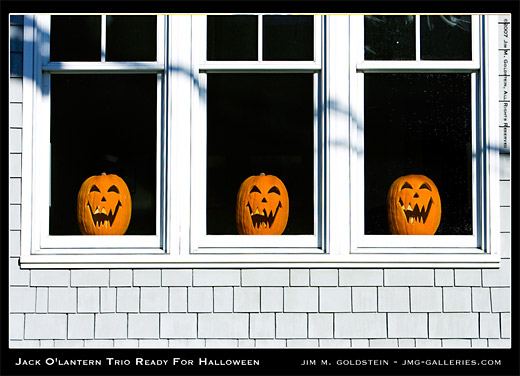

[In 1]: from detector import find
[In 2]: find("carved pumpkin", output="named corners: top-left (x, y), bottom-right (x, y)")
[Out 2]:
top-left (77, 173), bottom-right (132, 235)
top-left (387, 174), bottom-right (441, 235)
top-left (236, 173), bottom-right (289, 235)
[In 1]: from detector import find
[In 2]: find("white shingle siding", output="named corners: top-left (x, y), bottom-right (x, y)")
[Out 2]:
top-left (410, 287), bottom-right (442, 312)
top-left (335, 313), bottom-right (387, 338)
top-left (94, 314), bottom-right (127, 339)
top-left (8, 16), bottom-right (512, 349)
top-left (429, 313), bottom-right (479, 338)
top-left (234, 287), bottom-right (261, 312)
top-left (308, 313), bottom-right (334, 338)
top-left (68, 314), bottom-right (95, 339)
top-left (198, 313), bottom-right (249, 338)
top-left (25, 314), bottom-right (67, 340)
top-left (187, 287), bottom-right (213, 312)
top-left (250, 313), bottom-right (275, 338)
top-left (78, 288), bottom-right (100, 313)
top-left (260, 287), bottom-right (283, 312)
top-left (352, 287), bottom-right (377, 312)
top-left (275, 313), bottom-right (307, 338)
top-left (290, 269), bottom-right (310, 286)
top-left (169, 287), bottom-right (188, 312)
top-left (128, 314), bottom-right (160, 339)
top-left (242, 269), bottom-right (290, 286)
top-left (140, 287), bottom-right (169, 312)
top-left (193, 269), bottom-right (241, 286)
top-left (319, 287), bottom-right (351, 312)
top-left (284, 287), bottom-right (318, 312)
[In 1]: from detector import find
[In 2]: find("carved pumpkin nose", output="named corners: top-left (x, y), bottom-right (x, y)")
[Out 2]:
top-left (261, 198), bottom-right (267, 203)
top-left (413, 193), bottom-right (419, 198)
top-left (101, 196), bottom-right (107, 202)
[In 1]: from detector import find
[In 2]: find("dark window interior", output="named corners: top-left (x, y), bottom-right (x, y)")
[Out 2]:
top-left (206, 74), bottom-right (315, 235)
top-left (50, 16), bottom-right (101, 61)
top-left (106, 16), bottom-right (157, 61)
top-left (364, 73), bottom-right (473, 235)
top-left (364, 15), bottom-right (416, 60)
top-left (420, 15), bottom-right (472, 60)
top-left (207, 16), bottom-right (258, 61)
top-left (50, 74), bottom-right (157, 235)
top-left (262, 15), bottom-right (314, 61)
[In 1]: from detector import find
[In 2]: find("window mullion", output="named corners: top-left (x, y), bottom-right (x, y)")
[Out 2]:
top-left (416, 15), bottom-right (421, 60)
top-left (101, 15), bottom-right (106, 62)
top-left (258, 14), bottom-right (263, 61)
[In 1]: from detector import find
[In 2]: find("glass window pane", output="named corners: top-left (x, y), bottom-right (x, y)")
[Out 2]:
top-left (106, 16), bottom-right (157, 61)
top-left (364, 15), bottom-right (415, 60)
top-left (50, 16), bottom-right (101, 61)
top-left (207, 74), bottom-right (314, 235)
top-left (262, 15), bottom-right (314, 61)
top-left (207, 16), bottom-right (258, 61)
top-left (50, 74), bottom-right (157, 235)
top-left (421, 15), bottom-right (472, 60)
top-left (364, 74), bottom-right (472, 235)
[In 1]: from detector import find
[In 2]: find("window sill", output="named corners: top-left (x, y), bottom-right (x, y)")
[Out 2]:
top-left (19, 251), bottom-right (501, 269)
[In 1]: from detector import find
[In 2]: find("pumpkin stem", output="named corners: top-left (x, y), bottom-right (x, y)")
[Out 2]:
top-left (101, 172), bottom-right (107, 176)
top-left (260, 173), bottom-right (265, 176)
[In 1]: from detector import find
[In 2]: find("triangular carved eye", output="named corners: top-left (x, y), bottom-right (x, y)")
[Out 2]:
top-left (250, 185), bottom-right (261, 194)
top-left (419, 183), bottom-right (432, 191)
top-left (400, 182), bottom-right (413, 190)
top-left (89, 185), bottom-right (101, 193)
top-left (268, 186), bottom-right (280, 195)
top-left (108, 185), bottom-right (120, 194)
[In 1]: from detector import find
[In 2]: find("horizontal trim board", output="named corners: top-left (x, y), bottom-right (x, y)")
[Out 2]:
top-left (19, 253), bottom-right (501, 269)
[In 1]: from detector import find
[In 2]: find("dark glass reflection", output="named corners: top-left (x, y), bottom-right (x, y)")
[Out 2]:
top-left (50, 74), bottom-right (157, 235)
top-left (365, 15), bottom-right (415, 60)
top-left (207, 74), bottom-right (314, 235)
top-left (50, 16), bottom-right (101, 61)
top-left (262, 15), bottom-right (314, 60)
top-left (207, 16), bottom-right (258, 60)
top-left (364, 74), bottom-right (473, 235)
top-left (106, 16), bottom-right (157, 61)
top-left (421, 15), bottom-right (472, 60)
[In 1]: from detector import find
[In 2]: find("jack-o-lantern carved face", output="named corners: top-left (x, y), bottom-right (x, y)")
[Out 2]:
top-left (236, 173), bottom-right (289, 235)
top-left (387, 174), bottom-right (441, 235)
top-left (77, 173), bottom-right (132, 235)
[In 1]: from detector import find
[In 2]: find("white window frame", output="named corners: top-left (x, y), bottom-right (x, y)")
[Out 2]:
top-left (19, 14), bottom-right (502, 268)
top-left (189, 15), bottom-right (326, 254)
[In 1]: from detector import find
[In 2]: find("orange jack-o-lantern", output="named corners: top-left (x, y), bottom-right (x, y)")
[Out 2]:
top-left (236, 173), bottom-right (289, 235)
top-left (77, 173), bottom-right (132, 235)
top-left (387, 174), bottom-right (441, 235)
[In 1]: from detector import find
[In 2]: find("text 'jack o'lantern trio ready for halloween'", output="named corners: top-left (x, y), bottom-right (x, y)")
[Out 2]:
top-left (236, 173), bottom-right (289, 235)
top-left (387, 174), bottom-right (441, 235)
top-left (77, 173), bottom-right (132, 235)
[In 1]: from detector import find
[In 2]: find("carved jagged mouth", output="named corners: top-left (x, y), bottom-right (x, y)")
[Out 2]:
top-left (87, 201), bottom-right (122, 228)
top-left (399, 197), bottom-right (433, 224)
top-left (246, 202), bottom-right (282, 229)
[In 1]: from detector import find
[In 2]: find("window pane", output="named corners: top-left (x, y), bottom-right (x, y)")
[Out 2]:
top-left (50, 16), bottom-right (101, 61)
top-left (421, 16), bottom-right (472, 60)
top-left (365, 15), bottom-right (415, 60)
top-left (262, 15), bottom-right (314, 61)
top-left (364, 74), bottom-right (472, 235)
top-left (207, 16), bottom-right (258, 61)
top-left (106, 16), bottom-right (157, 61)
top-left (207, 74), bottom-right (314, 235)
top-left (50, 74), bottom-right (157, 235)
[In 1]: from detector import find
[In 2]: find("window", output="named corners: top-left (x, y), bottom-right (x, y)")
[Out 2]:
top-left (20, 14), bottom-right (501, 268)
top-left (349, 15), bottom-right (499, 255)
top-left (190, 15), bottom-right (324, 252)
top-left (25, 15), bottom-right (165, 253)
